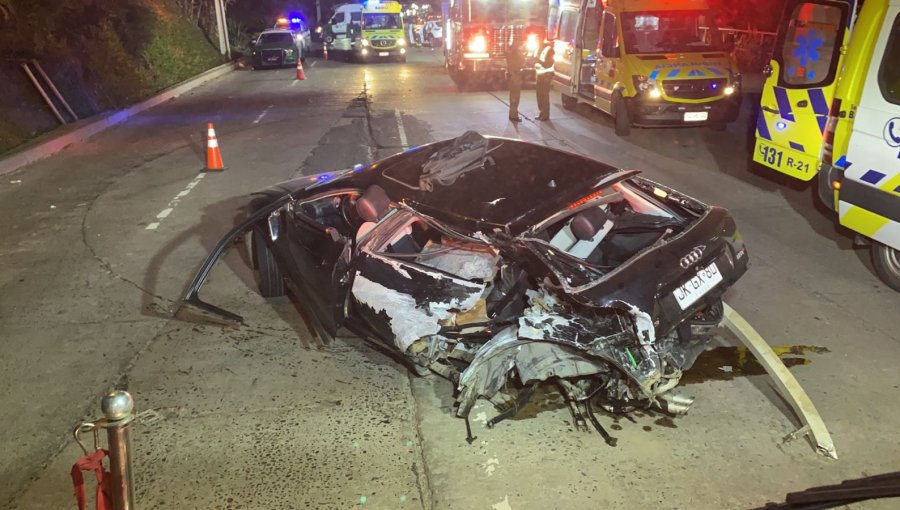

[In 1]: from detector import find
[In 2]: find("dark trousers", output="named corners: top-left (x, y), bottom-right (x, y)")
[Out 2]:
top-left (508, 76), bottom-right (522, 119)
top-left (536, 74), bottom-right (552, 119)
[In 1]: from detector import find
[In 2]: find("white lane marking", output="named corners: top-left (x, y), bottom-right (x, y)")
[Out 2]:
top-left (310, 60), bottom-right (317, 67)
top-left (252, 105), bottom-right (274, 124)
top-left (395, 109), bottom-right (408, 148)
top-left (291, 79), bottom-right (299, 87)
top-left (145, 173), bottom-right (205, 231)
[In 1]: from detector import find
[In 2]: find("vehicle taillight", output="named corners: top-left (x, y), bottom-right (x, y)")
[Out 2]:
top-left (821, 98), bottom-right (841, 166)
top-left (468, 34), bottom-right (487, 53)
top-left (567, 189), bottom-right (604, 209)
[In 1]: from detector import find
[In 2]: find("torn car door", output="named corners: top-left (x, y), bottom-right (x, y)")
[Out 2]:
top-left (349, 210), bottom-right (493, 353)
top-left (281, 198), bottom-right (353, 337)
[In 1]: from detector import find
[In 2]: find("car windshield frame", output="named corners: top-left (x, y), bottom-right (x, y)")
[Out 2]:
top-left (621, 10), bottom-right (721, 54)
top-left (258, 32), bottom-right (294, 45)
top-left (363, 13), bottom-right (402, 29)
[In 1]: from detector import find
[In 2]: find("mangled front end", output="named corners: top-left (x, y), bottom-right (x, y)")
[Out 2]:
top-left (347, 195), bottom-right (748, 433)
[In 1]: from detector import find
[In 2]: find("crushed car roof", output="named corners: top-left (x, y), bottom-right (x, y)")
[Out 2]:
top-left (371, 133), bottom-right (625, 234)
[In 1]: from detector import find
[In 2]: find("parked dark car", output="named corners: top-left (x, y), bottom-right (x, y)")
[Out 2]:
top-left (179, 132), bottom-right (749, 437)
top-left (251, 29), bottom-right (303, 69)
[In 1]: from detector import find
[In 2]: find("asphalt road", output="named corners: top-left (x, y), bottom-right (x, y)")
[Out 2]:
top-left (1, 48), bottom-right (898, 509)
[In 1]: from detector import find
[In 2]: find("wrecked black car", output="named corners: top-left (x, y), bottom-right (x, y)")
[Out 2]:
top-left (180, 132), bottom-right (749, 436)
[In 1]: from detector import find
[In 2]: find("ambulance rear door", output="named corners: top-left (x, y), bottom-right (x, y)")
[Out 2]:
top-left (553, 2), bottom-right (581, 94)
top-left (754, 0), bottom-right (853, 180)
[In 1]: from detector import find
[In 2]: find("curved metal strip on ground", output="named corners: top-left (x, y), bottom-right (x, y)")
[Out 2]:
top-left (722, 301), bottom-right (838, 459)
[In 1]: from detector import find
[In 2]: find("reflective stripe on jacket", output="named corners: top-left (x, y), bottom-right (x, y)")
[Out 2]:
top-left (535, 45), bottom-right (554, 75)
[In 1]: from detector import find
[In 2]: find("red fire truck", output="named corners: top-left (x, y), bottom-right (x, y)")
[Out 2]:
top-left (442, 0), bottom-right (549, 87)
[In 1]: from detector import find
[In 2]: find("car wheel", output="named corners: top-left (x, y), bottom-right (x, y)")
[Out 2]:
top-left (872, 241), bottom-right (900, 291)
top-left (253, 229), bottom-right (286, 297)
top-left (561, 93), bottom-right (577, 110)
top-left (325, 34), bottom-right (334, 44)
top-left (614, 94), bottom-right (631, 136)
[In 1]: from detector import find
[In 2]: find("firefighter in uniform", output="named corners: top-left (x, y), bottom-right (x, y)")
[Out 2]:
top-left (534, 41), bottom-right (555, 121)
top-left (506, 40), bottom-right (524, 122)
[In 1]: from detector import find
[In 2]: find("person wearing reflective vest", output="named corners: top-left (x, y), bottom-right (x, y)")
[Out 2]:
top-left (534, 42), bottom-right (555, 121)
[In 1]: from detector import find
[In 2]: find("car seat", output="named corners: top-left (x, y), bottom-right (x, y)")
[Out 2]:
top-left (356, 185), bottom-right (391, 240)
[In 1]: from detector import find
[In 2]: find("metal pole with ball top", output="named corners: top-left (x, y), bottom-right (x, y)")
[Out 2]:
top-left (102, 391), bottom-right (136, 510)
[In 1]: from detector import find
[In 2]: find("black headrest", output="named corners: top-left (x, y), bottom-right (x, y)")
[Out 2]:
top-left (356, 185), bottom-right (391, 223)
top-left (571, 207), bottom-right (609, 241)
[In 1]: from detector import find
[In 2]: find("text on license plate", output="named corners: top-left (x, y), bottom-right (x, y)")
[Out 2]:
top-left (379, 52), bottom-right (389, 56)
top-left (673, 262), bottom-right (723, 310)
top-left (684, 112), bottom-right (708, 122)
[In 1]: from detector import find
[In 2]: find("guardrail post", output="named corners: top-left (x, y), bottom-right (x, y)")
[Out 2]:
top-left (101, 390), bottom-right (136, 510)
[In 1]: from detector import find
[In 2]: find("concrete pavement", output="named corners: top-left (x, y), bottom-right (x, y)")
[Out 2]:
top-left (2, 48), bottom-right (898, 509)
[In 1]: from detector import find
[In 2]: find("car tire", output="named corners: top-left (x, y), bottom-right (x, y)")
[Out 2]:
top-left (561, 93), bottom-right (577, 110)
top-left (614, 94), bottom-right (631, 136)
top-left (325, 34), bottom-right (334, 44)
top-left (253, 229), bottom-right (286, 298)
top-left (872, 241), bottom-right (900, 291)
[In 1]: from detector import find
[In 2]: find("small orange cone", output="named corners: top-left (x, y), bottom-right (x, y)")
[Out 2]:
top-left (296, 59), bottom-right (307, 80)
top-left (205, 123), bottom-right (224, 171)
top-left (323, 45), bottom-right (329, 61)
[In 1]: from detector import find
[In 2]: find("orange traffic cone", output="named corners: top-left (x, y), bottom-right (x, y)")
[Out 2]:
top-left (323, 44), bottom-right (329, 61)
top-left (296, 59), bottom-right (306, 80)
top-left (205, 123), bottom-right (224, 171)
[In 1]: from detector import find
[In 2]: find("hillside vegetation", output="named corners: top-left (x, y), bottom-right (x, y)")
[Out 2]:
top-left (0, 0), bottom-right (224, 153)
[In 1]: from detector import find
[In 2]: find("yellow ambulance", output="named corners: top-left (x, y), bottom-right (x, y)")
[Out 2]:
top-left (817, 0), bottom-right (900, 290)
top-left (358, 0), bottom-right (408, 62)
top-left (549, 0), bottom-right (742, 136)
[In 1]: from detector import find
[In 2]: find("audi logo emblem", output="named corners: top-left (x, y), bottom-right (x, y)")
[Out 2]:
top-left (679, 246), bottom-right (705, 269)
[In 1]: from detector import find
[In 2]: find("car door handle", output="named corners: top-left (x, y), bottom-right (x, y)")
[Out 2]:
top-left (762, 106), bottom-right (779, 114)
top-left (796, 100), bottom-right (808, 107)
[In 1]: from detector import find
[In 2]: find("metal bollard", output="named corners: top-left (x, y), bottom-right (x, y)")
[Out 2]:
top-left (101, 391), bottom-right (136, 510)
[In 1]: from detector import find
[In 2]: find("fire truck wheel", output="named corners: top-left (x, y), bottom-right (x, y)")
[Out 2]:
top-left (614, 94), bottom-right (631, 136)
top-left (872, 241), bottom-right (900, 291)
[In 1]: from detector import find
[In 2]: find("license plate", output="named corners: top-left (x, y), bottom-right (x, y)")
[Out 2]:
top-left (673, 262), bottom-right (723, 310)
top-left (266, 56), bottom-right (279, 62)
top-left (754, 141), bottom-right (814, 175)
top-left (684, 112), bottom-right (708, 122)
top-left (379, 52), bottom-right (389, 57)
